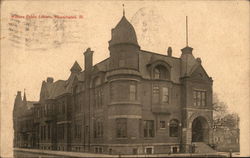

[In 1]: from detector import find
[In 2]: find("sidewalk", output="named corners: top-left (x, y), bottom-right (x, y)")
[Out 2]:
top-left (14, 148), bottom-right (228, 158)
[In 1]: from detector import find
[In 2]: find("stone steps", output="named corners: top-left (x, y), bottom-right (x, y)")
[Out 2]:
top-left (193, 142), bottom-right (216, 153)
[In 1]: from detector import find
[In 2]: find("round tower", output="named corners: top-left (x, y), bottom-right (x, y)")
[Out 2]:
top-left (109, 15), bottom-right (140, 71)
top-left (107, 13), bottom-right (142, 153)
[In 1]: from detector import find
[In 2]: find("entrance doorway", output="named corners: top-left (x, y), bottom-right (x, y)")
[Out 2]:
top-left (192, 116), bottom-right (209, 143)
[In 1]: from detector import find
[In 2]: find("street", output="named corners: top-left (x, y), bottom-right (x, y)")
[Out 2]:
top-left (13, 151), bottom-right (61, 158)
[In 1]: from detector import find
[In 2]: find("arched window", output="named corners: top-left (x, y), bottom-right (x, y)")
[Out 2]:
top-left (153, 65), bottom-right (170, 80)
top-left (169, 119), bottom-right (179, 137)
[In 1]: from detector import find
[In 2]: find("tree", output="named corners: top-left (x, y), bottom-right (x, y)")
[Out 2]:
top-left (213, 93), bottom-right (228, 120)
top-left (213, 93), bottom-right (239, 129)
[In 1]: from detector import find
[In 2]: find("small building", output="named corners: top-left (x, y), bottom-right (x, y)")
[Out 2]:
top-left (213, 116), bottom-right (240, 152)
top-left (13, 91), bottom-right (37, 148)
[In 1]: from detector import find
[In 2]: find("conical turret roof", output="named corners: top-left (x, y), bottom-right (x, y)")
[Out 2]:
top-left (109, 16), bottom-right (139, 47)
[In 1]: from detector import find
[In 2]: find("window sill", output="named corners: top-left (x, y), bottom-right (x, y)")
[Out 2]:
top-left (109, 101), bottom-right (141, 105)
top-left (143, 137), bottom-right (154, 140)
top-left (169, 136), bottom-right (178, 138)
top-left (116, 137), bottom-right (128, 140)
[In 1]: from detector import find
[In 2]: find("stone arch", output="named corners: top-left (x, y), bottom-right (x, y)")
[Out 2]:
top-left (147, 59), bottom-right (171, 80)
top-left (153, 65), bottom-right (170, 80)
top-left (188, 113), bottom-right (212, 129)
top-left (190, 115), bottom-right (210, 143)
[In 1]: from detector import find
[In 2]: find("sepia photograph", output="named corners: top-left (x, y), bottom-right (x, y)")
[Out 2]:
top-left (0, 0), bottom-right (249, 157)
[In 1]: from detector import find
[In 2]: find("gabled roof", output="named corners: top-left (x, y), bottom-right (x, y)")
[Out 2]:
top-left (189, 64), bottom-right (211, 81)
top-left (46, 80), bottom-right (67, 99)
top-left (139, 50), bottom-right (181, 83)
top-left (94, 58), bottom-right (109, 72)
top-left (70, 61), bottom-right (82, 72)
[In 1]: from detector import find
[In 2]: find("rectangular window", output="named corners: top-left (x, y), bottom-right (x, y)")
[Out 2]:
top-left (193, 91), bottom-right (197, 106)
top-left (95, 88), bottom-right (103, 108)
top-left (98, 90), bottom-right (101, 107)
top-left (58, 125), bottom-right (64, 140)
top-left (37, 108), bottom-right (40, 118)
top-left (160, 121), bottom-right (166, 129)
top-left (193, 90), bottom-right (206, 107)
top-left (197, 92), bottom-right (201, 106)
top-left (94, 90), bottom-right (98, 108)
top-left (100, 89), bottom-right (103, 106)
top-left (93, 120), bottom-right (103, 138)
top-left (162, 87), bottom-right (169, 103)
top-left (93, 120), bottom-right (97, 138)
top-left (133, 148), bottom-right (138, 154)
top-left (144, 120), bottom-right (154, 138)
top-left (146, 147), bottom-right (153, 154)
top-left (74, 121), bottom-right (82, 139)
top-left (201, 92), bottom-right (206, 106)
top-left (62, 102), bottom-right (65, 114)
top-left (152, 85), bottom-right (160, 104)
top-left (116, 118), bottom-right (127, 138)
top-left (45, 104), bottom-right (48, 116)
top-left (130, 84), bottom-right (136, 101)
top-left (44, 126), bottom-right (46, 140)
top-left (40, 126), bottom-right (43, 140)
top-left (48, 124), bottom-right (51, 139)
top-left (97, 122), bottom-right (101, 137)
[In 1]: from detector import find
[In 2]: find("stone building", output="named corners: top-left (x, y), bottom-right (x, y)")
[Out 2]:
top-left (13, 13), bottom-right (214, 154)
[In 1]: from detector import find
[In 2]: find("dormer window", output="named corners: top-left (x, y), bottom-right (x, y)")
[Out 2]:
top-left (153, 65), bottom-right (170, 80)
top-left (154, 68), bottom-right (160, 79)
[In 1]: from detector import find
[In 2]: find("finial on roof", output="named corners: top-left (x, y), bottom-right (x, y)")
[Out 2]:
top-left (186, 16), bottom-right (189, 47)
top-left (196, 57), bottom-right (202, 64)
top-left (23, 89), bottom-right (27, 102)
top-left (123, 4), bottom-right (125, 16)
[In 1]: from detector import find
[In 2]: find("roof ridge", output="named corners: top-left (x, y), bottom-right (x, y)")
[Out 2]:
top-left (140, 50), bottom-right (180, 60)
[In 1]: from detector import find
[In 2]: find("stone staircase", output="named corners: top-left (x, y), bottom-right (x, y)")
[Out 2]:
top-left (192, 142), bottom-right (216, 153)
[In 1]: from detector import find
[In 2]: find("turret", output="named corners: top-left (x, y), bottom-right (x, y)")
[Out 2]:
top-left (13, 91), bottom-right (23, 117)
top-left (180, 46), bottom-right (197, 77)
top-left (13, 91), bottom-right (22, 109)
top-left (22, 90), bottom-right (27, 107)
top-left (108, 14), bottom-right (140, 70)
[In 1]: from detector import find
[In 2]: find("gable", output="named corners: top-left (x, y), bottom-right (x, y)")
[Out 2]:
top-left (190, 65), bottom-right (211, 81)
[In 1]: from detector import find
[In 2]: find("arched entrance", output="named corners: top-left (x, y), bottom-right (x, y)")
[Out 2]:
top-left (192, 116), bottom-right (209, 143)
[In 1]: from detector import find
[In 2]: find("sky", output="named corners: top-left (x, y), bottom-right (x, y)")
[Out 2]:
top-left (1, 0), bottom-right (249, 157)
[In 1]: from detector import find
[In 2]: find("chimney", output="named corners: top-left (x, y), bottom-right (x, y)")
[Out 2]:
top-left (167, 47), bottom-right (172, 57)
top-left (84, 48), bottom-right (94, 72)
top-left (17, 91), bottom-right (21, 96)
top-left (47, 77), bottom-right (54, 83)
